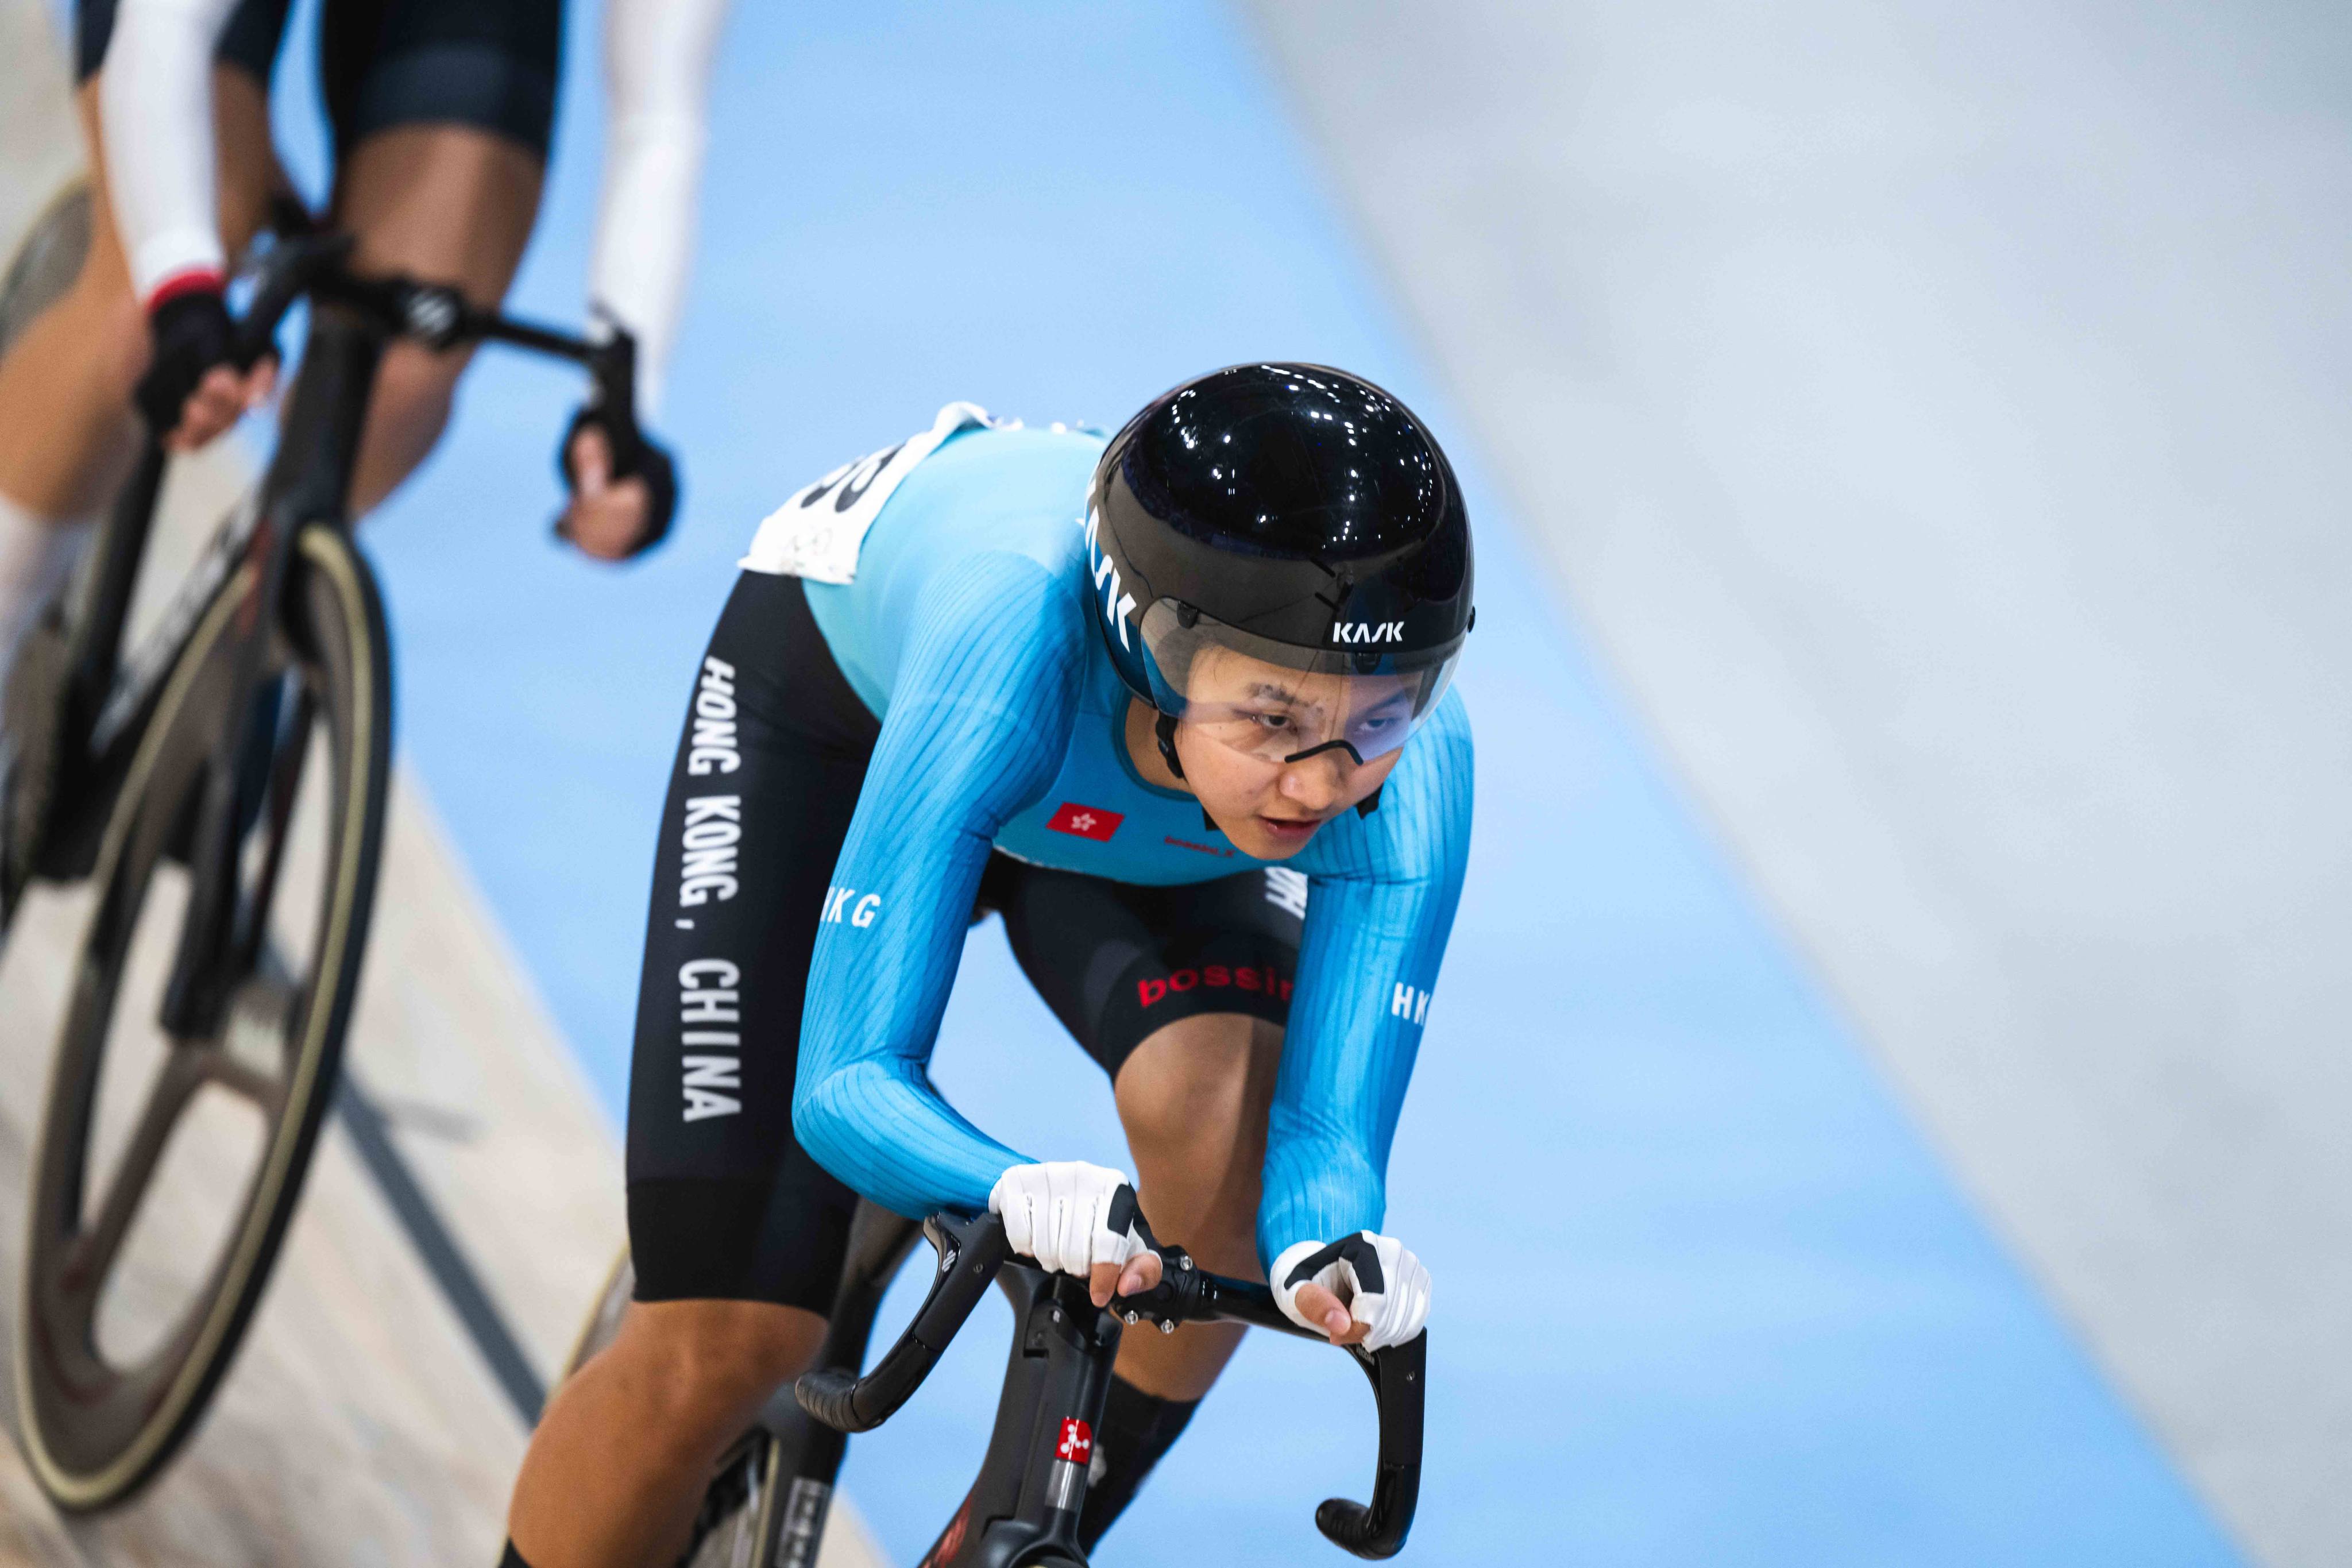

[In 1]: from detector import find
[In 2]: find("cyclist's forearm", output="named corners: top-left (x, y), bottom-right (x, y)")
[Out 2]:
top-left (1261, 706), bottom-right (1473, 1264)
top-left (794, 1058), bottom-right (1025, 1219)
top-left (588, 0), bottom-right (730, 414)
top-left (101, 0), bottom-right (241, 304)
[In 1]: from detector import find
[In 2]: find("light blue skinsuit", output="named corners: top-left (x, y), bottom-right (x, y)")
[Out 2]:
top-left (786, 420), bottom-right (1474, 1269)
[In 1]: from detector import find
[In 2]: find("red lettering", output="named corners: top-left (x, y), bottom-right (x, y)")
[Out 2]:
top-left (1238, 967), bottom-right (1261, 991)
top-left (1138, 978), bottom-right (1168, 1007)
top-left (1280, 977), bottom-right (1294, 1001)
top-left (1204, 965), bottom-right (1230, 987)
top-left (1170, 969), bottom-right (1198, 992)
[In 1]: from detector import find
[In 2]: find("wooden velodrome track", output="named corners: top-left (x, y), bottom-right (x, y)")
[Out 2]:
top-left (0, 3), bottom-right (879, 1561)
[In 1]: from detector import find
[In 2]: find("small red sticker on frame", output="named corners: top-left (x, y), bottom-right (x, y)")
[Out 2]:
top-left (1057, 1418), bottom-right (1094, 1463)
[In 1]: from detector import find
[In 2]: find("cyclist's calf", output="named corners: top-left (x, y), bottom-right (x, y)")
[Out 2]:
top-left (1113, 1011), bottom-right (1282, 1277)
top-left (509, 1299), bottom-right (825, 1568)
top-left (346, 339), bottom-right (472, 513)
top-left (1110, 1011), bottom-right (1282, 1404)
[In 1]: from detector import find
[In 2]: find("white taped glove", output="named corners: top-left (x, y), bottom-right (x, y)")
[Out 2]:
top-left (1272, 1233), bottom-right (1431, 1351)
top-left (987, 1161), bottom-right (1146, 1279)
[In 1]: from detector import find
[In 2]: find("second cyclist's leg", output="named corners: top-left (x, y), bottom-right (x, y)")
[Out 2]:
top-left (323, 126), bottom-right (541, 515)
top-left (505, 574), bottom-right (883, 1568)
top-left (310, 0), bottom-right (558, 515)
top-left (0, 67), bottom-right (271, 674)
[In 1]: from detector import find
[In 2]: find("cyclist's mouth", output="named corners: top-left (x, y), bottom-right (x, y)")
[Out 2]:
top-left (1257, 815), bottom-right (1324, 844)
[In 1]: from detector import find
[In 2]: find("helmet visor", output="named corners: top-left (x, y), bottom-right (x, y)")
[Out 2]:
top-left (1138, 601), bottom-right (1461, 766)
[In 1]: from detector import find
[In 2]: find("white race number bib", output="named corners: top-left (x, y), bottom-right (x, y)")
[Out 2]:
top-left (740, 401), bottom-right (1001, 583)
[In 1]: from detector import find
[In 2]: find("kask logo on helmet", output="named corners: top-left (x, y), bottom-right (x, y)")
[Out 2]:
top-left (1082, 508), bottom-right (1138, 650)
top-left (1333, 621), bottom-right (1406, 644)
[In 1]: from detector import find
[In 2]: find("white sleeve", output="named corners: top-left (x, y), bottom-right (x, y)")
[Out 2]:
top-left (588, 0), bottom-right (729, 416)
top-left (99, 0), bottom-right (241, 304)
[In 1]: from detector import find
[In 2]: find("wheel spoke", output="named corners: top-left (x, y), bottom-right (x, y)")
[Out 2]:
top-left (65, 1048), bottom-right (208, 1291)
top-left (203, 943), bottom-right (302, 1111)
top-left (194, 1042), bottom-right (285, 1111)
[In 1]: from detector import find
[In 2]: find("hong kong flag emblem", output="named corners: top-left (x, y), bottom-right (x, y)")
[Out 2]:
top-left (1057, 1418), bottom-right (1094, 1463)
top-left (1046, 802), bottom-right (1123, 842)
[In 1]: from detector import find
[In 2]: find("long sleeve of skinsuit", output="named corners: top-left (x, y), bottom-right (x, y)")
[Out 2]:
top-left (99, 0), bottom-right (242, 302)
top-left (1259, 691), bottom-right (1473, 1266)
top-left (588, 0), bottom-right (730, 415)
top-left (791, 554), bottom-right (1085, 1216)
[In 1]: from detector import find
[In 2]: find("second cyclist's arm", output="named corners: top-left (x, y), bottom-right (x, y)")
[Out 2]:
top-left (792, 557), bottom-right (1082, 1218)
top-left (1256, 693), bottom-right (1474, 1268)
top-left (588, 0), bottom-right (731, 414)
top-left (99, 0), bottom-right (241, 305)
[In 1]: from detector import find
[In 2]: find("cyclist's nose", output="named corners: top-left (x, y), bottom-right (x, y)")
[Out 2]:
top-left (1276, 751), bottom-right (1349, 812)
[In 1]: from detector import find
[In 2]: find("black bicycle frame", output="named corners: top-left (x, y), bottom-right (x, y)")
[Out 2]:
top-left (796, 1210), bottom-right (1426, 1566)
top-left (21, 225), bottom-right (632, 1037)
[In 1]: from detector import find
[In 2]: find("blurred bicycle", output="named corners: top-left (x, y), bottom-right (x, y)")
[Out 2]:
top-left (1, 213), bottom-right (666, 1511)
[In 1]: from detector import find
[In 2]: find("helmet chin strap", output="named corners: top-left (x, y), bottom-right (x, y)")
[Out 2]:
top-left (1154, 709), bottom-right (1185, 779)
top-left (1156, 711), bottom-right (1223, 833)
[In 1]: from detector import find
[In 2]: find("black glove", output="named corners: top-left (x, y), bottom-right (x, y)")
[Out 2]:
top-left (133, 288), bottom-right (237, 436)
top-left (555, 403), bottom-right (679, 558)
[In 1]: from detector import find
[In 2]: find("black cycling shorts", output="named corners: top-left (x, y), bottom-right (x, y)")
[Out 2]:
top-left (77, 0), bottom-right (562, 161)
top-left (624, 573), bottom-right (1307, 1312)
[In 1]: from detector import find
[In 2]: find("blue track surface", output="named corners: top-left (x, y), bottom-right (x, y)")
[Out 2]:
top-left (264, 1), bottom-right (2242, 1561)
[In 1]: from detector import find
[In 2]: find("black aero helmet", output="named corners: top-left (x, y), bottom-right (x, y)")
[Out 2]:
top-left (1086, 362), bottom-right (1473, 768)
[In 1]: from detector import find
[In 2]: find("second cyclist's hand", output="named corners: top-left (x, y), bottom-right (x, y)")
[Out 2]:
top-left (555, 422), bottom-right (655, 561)
top-left (166, 361), bottom-right (276, 450)
top-left (136, 289), bottom-right (273, 450)
top-left (988, 1161), bottom-right (1163, 1307)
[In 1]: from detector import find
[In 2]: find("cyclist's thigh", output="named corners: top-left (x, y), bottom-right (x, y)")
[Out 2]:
top-left (994, 862), bottom-right (1307, 1083)
top-left (627, 572), bottom-right (881, 1316)
top-left (319, 0), bottom-right (557, 300)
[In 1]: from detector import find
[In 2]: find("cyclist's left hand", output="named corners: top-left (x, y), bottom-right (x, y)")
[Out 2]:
top-left (555, 420), bottom-right (659, 561)
top-left (1273, 1232), bottom-right (1430, 1350)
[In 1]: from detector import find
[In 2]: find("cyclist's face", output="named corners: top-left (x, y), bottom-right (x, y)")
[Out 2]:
top-left (1171, 647), bottom-right (1404, 860)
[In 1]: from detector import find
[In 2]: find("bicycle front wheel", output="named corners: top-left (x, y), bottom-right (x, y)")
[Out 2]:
top-left (14, 523), bottom-right (392, 1511)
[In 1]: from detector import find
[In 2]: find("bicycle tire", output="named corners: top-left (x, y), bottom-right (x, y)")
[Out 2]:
top-left (13, 523), bottom-right (392, 1511)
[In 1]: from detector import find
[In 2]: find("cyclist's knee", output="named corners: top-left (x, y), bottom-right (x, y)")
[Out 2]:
top-left (1115, 1013), bottom-right (1278, 1162)
top-left (624, 1297), bottom-right (825, 1412)
top-left (369, 344), bottom-right (462, 447)
top-left (1115, 1014), bottom-right (1278, 1266)
top-left (347, 344), bottom-right (465, 509)
top-left (33, 247), bottom-right (149, 395)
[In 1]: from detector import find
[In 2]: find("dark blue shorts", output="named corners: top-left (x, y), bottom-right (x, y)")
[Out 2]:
top-left (76, 0), bottom-right (562, 162)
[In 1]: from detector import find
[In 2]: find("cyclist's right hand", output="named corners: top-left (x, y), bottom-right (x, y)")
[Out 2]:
top-left (987, 1161), bottom-right (1162, 1307)
top-left (134, 287), bottom-right (275, 450)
